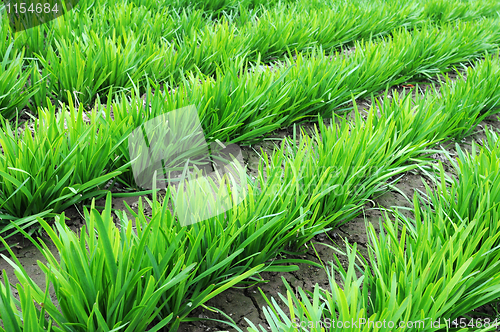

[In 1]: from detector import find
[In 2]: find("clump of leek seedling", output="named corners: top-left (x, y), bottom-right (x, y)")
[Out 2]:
top-left (1, 193), bottom-right (197, 332)
top-left (0, 271), bottom-right (60, 331)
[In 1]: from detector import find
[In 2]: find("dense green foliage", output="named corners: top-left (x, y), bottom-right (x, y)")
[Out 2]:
top-left (1, 0), bottom-right (500, 330)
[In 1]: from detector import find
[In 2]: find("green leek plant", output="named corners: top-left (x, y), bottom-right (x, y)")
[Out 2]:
top-left (172, 0), bottom-right (421, 77)
top-left (117, 151), bottom-right (326, 329)
top-left (0, 44), bottom-right (37, 120)
top-left (301, 54), bottom-right (500, 232)
top-left (1, 186), bottom-right (269, 331)
top-left (35, 31), bottom-right (176, 106)
top-left (140, 0), bottom-right (293, 16)
top-left (29, 0), bottom-right (500, 109)
top-left (242, 131), bottom-right (500, 331)
top-left (243, 240), bottom-right (499, 332)
top-left (432, 56), bottom-right (500, 139)
top-left (4, 0), bottom-right (499, 110)
top-left (0, 17), bottom-right (15, 59)
top-left (241, 243), bottom-right (429, 332)
top-left (0, 195), bottom-right (198, 331)
top-left (112, 97), bottom-right (447, 326)
top-left (238, 0), bottom-right (421, 61)
top-left (379, 129), bottom-right (500, 320)
top-left (0, 271), bottom-right (60, 331)
top-left (11, 23), bottom-right (54, 59)
top-left (422, 0), bottom-right (500, 23)
top-left (0, 95), bottom-right (130, 237)
top-left (109, 53), bottom-right (500, 225)
top-left (108, 17), bottom-right (500, 159)
top-left (363, 210), bottom-right (500, 331)
top-left (282, 108), bottom-right (433, 236)
top-left (161, 8), bottom-right (500, 86)
top-left (372, 55), bottom-right (500, 146)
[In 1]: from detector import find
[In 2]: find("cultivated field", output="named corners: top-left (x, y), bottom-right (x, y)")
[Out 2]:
top-left (1, 0), bottom-right (500, 331)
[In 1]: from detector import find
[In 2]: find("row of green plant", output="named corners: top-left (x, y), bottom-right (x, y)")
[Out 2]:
top-left (0, 100), bottom-right (132, 232)
top-left (104, 18), bottom-right (500, 185)
top-left (2, 0), bottom-right (417, 112)
top-left (245, 128), bottom-right (500, 332)
top-left (0, 115), bottom-right (416, 330)
top-left (1, 0), bottom-right (498, 116)
top-left (4, 0), bottom-right (497, 56)
top-left (78, 0), bottom-right (500, 22)
top-left (2, 50), bottom-right (500, 330)
top-left (0, 101), bottom-right (425, 330)
top-left (0, 0), bottom-right (431, 111)
top-left (2, 17), bottom-right (500, 229)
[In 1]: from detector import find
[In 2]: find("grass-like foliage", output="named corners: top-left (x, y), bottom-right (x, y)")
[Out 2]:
top-left (120, 17), bottom-right (500, 143)
top-left (434, 55), bottom-right (500, 139)
top-left (1, 195), bottom-right (197, 332)
top-left (244, 129), bottom-right (500, 330)
top-left (0, 45), bottom-right (37, 120)
top-left (377, 128), bottom-right (500, 321)
top-left (358, 135), bottom-right (500, 331)
top-left (0, 96), bottom-right (130, 237)
top-left (421, 0), bottom-right (500, 23)
top-left (275, 108), bottom-right (432, 235)
top-left (117, 156), bottom-right (324, 329)
top-left (242, 243), bottom-right (426, 332)
top-left (35, 32), bottom-right (178, 106)
top-left (372, 54), bottom-right (500, 145)
top-left (1, 1), bottom-right (500, 330)
top-left (237, 67), bottom-right (500, 332)
top-left (3, 0), bottom-right (500, 111)
top-left (0, 271), bottom-right (59, 332)
top-left (244, 240), bottom-right (500, 332)
top-left (103, 19), bottom-right (500, 189)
